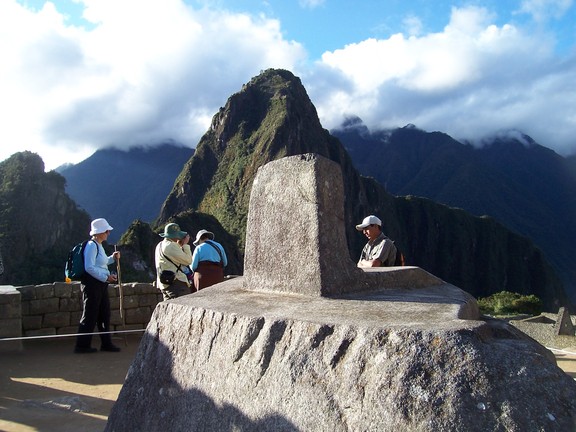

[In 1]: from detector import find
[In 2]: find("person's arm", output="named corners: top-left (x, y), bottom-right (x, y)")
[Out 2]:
top-left (165, 241), bottom-right (193, 267)
top-left (191, 247), bottom-right (200, 271)
top-left (357, 243), bottom-right (381, 267)
top-left (220, 244), bottom-right (228, 267)
top-left (376, 240), bottom-right (395, 267)
top-left (358, 258), bottom-right (382, 268)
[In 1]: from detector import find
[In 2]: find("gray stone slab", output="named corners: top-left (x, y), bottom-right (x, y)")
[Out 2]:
top-left (106, 154), bottom-right (576, 431)
top-left (188, 276), bottom-right (478, 327)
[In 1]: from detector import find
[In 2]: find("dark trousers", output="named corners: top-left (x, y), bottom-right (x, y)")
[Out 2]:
top-left (160, 279), bottom-right (191, 301)
top-left (75, 275), bottom-right (113, 349)
top-left (194, 261), bottom-right (224, 291)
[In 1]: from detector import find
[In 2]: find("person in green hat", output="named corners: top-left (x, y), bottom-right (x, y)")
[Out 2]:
top-left (154, 222), bottom-right (193, 300)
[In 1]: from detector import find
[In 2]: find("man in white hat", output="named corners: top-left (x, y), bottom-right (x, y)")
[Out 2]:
top-left (191, 229), bottom-right (227, 291)
top-left (356, 215), bottom-right (397, 267)
top-left (154, 223), bottom-right (192, 300)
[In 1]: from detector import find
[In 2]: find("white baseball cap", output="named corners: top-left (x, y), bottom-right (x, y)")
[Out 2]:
top-left (355, 215), bottom-right (382, 231)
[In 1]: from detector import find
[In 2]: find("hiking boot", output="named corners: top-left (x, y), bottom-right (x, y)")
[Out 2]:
top-left (74, 346), bottom-right (98, 354)
top-left (100, 344), bottom-right (121, 352)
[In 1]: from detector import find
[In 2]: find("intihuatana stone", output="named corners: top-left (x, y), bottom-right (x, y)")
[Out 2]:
top-left (105, 154), bottom-right (576, 432)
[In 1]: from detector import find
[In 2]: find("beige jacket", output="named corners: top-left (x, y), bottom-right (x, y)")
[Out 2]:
top-left (155, 239), bottom-right (192, 286)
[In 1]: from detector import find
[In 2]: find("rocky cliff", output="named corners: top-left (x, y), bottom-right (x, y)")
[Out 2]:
top-left (146, 68), bottom-right (566, 311)
top-left (334, 119), bottom-right (576, 303)
top-left (0, 152), bottom-right (91, 285)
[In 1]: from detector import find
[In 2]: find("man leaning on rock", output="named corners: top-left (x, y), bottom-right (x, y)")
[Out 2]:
top-left (356, 215), bottom-right (397, 267)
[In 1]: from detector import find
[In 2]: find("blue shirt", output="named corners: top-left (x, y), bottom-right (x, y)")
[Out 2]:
top-left (84, 240), bottom-right (115, 282)
top-left (191, 241), bottom-right (227, 271)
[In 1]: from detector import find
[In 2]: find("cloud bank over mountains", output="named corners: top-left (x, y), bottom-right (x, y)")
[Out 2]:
top-left (1, 0), bottom-right (575, 170)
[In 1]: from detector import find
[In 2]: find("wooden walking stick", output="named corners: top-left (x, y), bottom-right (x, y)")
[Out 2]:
top-left (115, 245), bottom-right (128, 347)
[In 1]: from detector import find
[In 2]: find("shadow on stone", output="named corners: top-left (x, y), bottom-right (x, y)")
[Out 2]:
top-left (106, 154), bottom-right (576, 431)
top-left (106, 330), bottom-right (299, 432)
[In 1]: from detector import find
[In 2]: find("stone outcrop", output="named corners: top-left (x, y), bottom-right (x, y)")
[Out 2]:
top-left (106, 154), bottom-right (576, 432)
top-left (555, 307), bottom-right (575, 336)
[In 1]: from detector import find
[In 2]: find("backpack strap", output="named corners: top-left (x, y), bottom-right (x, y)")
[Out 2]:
top-left (205, 240), bottom-right (224, 266)
top-left (159, 244), bottom-right (183, 273)
top-left (82, 239), bottom-right (100, 264)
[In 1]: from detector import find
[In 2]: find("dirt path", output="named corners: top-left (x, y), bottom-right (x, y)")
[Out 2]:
top-left (1, 335), bottom-right (576, 432)
top-left (0, 334), bottom-right (142, 432)
top-left (550, 347), bottom-right (576, 378)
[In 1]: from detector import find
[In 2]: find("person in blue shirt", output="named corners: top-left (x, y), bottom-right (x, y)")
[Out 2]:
top-left (191, 229), bottom-right (227, 291)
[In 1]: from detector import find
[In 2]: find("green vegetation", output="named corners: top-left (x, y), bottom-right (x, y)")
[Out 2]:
top-left (151, 68), bottom-right (567, 311)
top-left (0, 151), bottom-right (91, 286)
top-left (478, 291), bottom-right (543, 316)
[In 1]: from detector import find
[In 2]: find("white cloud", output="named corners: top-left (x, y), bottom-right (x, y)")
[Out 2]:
top-left (518, 0), bottom-right (573, 21)
top-left (403, 15), bottom-right (423, 37)
top-left (299, 0), bottom-right (325, 9)
top-left (2, 1), bottom-right (576, 173)
top-left (0, 0), bottom-right (305, 169)
top-left (310, 5), bottom-right (576, 156)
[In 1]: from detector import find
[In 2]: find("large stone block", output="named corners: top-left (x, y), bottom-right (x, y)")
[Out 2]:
top-left (243, 154), bottom-right (464, 301)
top-left (54, 283), bottom-right (74, 298)
top-left (42, 311), bottom-right (71, 328)
top-left (22, 315), bottom-right (42, 331)
top-left (0, 318), bottom-right (21, 337)
top-left (125, 307), bottom-right (153, 325)
top-left (106, 154), bottom-right (576, 431)
top-left (0, 302), bottom-right (20, 319)
top-left (28, 298), bottom-right (59, 315)
top-left (106, 282), bottom-right (576, 431)
top-left (32, 284), bottom-right (55, 299)
top-left (243, 154), bottom-right (362, 296)
top-left (0, 286), bottom-right (21, 305)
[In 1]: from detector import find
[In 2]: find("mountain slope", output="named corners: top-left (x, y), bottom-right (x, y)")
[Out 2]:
top-left (333, 119), bottom-right (576, 302)
top-left (158, 69), bottom-right (363, 252)
top-left (147, 69), bottom-right (566, 310)
top-left (58, 143), bottom-right (194, 242)
top-left (0, 151), bottom-right (91, 285)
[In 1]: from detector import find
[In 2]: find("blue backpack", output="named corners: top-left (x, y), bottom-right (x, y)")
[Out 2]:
top-left (65, 240), bottom-right (97, 281)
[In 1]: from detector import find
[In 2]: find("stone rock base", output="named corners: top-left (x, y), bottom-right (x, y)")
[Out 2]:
top-left (105, 277), bottom-right (576, 432)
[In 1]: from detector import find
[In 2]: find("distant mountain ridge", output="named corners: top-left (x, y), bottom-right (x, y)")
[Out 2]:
top-left (118, 68), bottom-right (566, 310)
top-left (9, 69), bottom-right (566, 310)
top-left (332, 118), bottom-right (576, 302)
top-left (58, 143), bottom-right (194, 242)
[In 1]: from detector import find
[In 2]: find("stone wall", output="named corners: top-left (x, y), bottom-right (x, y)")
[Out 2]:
top-left (0, 286), bottom-right (22, 350)
top-left (0, 282), bottom-right (162, 350)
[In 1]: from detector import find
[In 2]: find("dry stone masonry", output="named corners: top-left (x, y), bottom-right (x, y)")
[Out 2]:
top-left (106, 154), bottom-right (576, 431)
top-left (0, 281), bottom-right (162, 353)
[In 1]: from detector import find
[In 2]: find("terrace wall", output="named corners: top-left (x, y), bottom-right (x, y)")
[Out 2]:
top-left (0, 282), bottom-right (162, 351)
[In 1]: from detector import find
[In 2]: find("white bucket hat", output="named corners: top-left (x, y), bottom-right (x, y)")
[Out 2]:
top-left (193, 229), bottom-right (214, 246)
top-left (90, 218), bottom-right (114, 236)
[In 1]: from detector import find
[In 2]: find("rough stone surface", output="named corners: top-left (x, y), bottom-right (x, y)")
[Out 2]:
top-left (243, 154), bottom-right (469, 300)
top-left (243, 154), bottom-right (360, 296)
top-left (106, 154), bottom-right (576, 431)
top-left (106, 281), bottom-right (576, 432)
top-left (0, 286), bottom-right (22, 351)
top-left (555, 307), bottom-right (575, 336)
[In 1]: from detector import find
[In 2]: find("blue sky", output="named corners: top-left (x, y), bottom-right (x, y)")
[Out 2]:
top-left (2, 0), bottom-right (576, 170)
